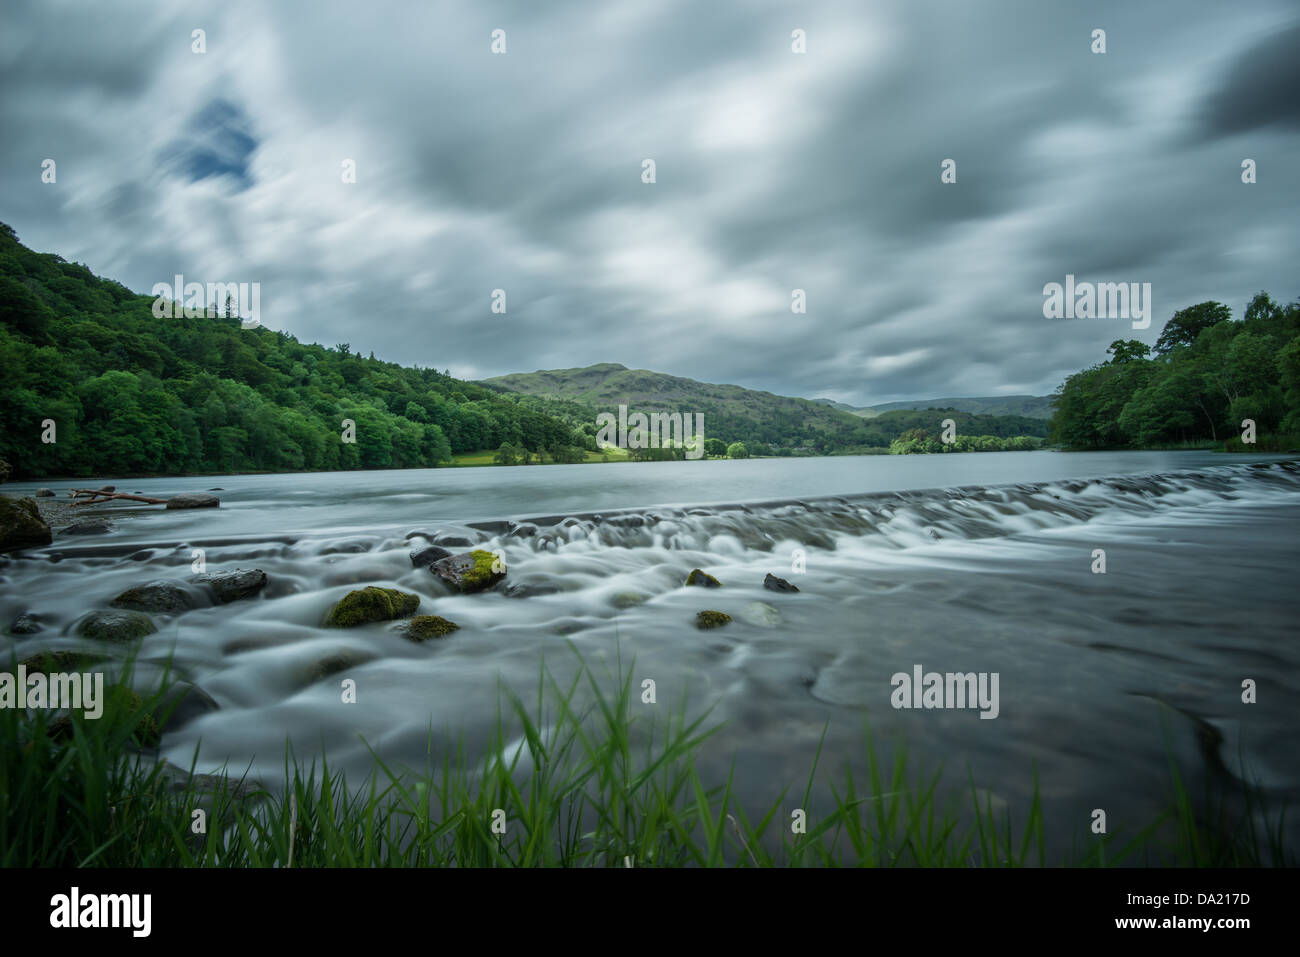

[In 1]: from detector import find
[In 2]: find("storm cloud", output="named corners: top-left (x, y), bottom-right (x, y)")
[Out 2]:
top-left (1, 0), bottom-right (1296, 405)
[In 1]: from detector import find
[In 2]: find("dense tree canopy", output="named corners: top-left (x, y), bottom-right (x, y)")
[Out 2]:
top-left (1050, 292), bottom-right (1300, 450)
top-left (0, 224), bottom-right (590, 478)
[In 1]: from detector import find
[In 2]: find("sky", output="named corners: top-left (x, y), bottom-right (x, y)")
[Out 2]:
top-left (1, 0), bottom-right (1297, 406)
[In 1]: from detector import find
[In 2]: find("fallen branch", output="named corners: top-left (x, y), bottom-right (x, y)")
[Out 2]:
top-left (68, 489), bottom-right (168, 506)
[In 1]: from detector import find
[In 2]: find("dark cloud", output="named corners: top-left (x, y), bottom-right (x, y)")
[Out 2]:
top-left (1196, 21), bottom-right (1300, 140)
top-left (0, 0), bottom-right (1296, 407)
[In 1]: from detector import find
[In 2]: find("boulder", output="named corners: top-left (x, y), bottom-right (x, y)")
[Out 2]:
top-left (739, 601), bottom-right (782, 627)
top-left (434, 535), bottom-right (474, 548)
top-left (763, 573), bottom-right (800, 593)
top-left (685, 568), bottom-right (722, 588)
top-left (429, 549), bottom-right (506, 594)
top-left (35, 488), bottom-right (55, 497)
top-left (323, 586), bottom-right (420, 627)
top-left (165, 493), bottom-right (220, 510)
top-left (0, 496), bottom-right (52, 552)
top-left (110, 580), bottom-right (200, 614)
top-left (77, 610), bottom-right (157, 642)
top-left (400, 615), bottom-right (461, 641)
top-left (190, 568), bottom-right (268, 603)
top-left (409, 544), bottom-right (452, 569)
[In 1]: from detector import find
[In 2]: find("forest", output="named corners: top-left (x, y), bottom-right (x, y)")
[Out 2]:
top-left (0, 223), bottom-right (593, 478)
top-left (1049, 293), bottom-right (1300, 451)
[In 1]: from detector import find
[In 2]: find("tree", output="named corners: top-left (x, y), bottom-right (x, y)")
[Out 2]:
top-left (1106, 339), bottom-right (1150, 364)
top-left (1154, 302), bottom-right (1232, 356)
top-left (703, 438), bottom-right (728, 458)
top-left (726, 442), bottom-right (749, 459)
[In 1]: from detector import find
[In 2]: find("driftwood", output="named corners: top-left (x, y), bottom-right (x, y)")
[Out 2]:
top-left (68, 488), bottom-right (168, 506)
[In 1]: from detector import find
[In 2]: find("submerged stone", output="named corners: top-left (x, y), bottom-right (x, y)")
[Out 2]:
top-left (401, 615), bottom-right (461, 641)
top-left (77, 610), bottom-right (157, 642)
top-left (110, 580), bottom-right (200, 614)
top-left (695, 610), bottom-right (732, 630)
top-left (763, 573), bottom-right (800, 593)
top-left (685, 568), bottom-right (722, 588)
top-left (323, 586), bottom-right (420, 627)
top-left (165, 492), bottom-right (220, 510)
top-left (191, 568), bottom-right (268, 603)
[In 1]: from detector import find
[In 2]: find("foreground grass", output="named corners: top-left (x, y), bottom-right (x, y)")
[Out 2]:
top-left (1, 652), bottom-right (1292, 867)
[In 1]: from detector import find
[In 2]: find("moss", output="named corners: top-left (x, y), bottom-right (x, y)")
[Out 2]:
top-left (685, 568), bottom-right (722, 588)
top-left (695, 610), bottom-right (732, 630)
top-left (77, 610), bottom-right (157, 642)
top-left (11, 650), bottom-right (109, 674)
top-left (462, 549), bottom-right (502, 589)
top-left (402, 615), bottom-right (461, 641)
top-left (323, 587), bottom-right (420, 627)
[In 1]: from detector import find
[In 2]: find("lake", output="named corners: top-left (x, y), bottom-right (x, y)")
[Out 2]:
top-left (3, 449), bottom-right (1298, 862)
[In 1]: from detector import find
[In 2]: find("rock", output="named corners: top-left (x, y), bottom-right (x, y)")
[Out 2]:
top-left (207, 487), bottom-right (225, 491)
top-left (35, 488), bottom-right (54, 497)
top-left (11, 649), bottom-right (110, 673)
top-left (98, 486), bottom-right (115, 493)
top-left (61, 520), bottom-right (113, 536)
top-left (110, 579), bottom-right (200, 614)
top-left (695, 610), bottom-right (732, 630)
top-left (429, 549), bottom-right (506, 594)
top-left (409, 544), bottom-right (452, 569)
top-left (304, 650), bottom-right (376, 683)
top-left (611, 592), bottom-right (648, 609)
top-left (502, 581), bottom-right (562, 598)
top-left (190, 568), bottom-right (267, 603)
top-left (8, 613), bottom-right (42, 635)
top-left (434, 535), bottom-right (474, 548)
top-left (156, 758), bottom-right (269, 803)
top-left (400, 615), bottom-right (461, 641)
top-left (165, 492), bottom-right (220, 510)
top-left (77, 609), bottom-right (157, 642)
top-left (739, 601), bottom-right (782, 627)
top-left (685, 568), bottom-right (722, 588)
top-left (508, 522), bottom-right (538, 539)
top-left (154, 682), bottom-right (220, 732)
top-left (0, 496), bottom-right (53, 552)
top-left (763, 573), bottom-right (800, 593)
top-left (323, 586), bottom-right (420, 627)
top-left (47, 686), bottom-right (161, 746)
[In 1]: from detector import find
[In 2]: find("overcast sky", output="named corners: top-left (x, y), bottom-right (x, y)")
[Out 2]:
top-left (2, 0), bottom-right (1297, 406)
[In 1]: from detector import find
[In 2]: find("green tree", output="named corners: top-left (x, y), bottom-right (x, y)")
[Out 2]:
top-left (726, 441), bottom-right (749, 459)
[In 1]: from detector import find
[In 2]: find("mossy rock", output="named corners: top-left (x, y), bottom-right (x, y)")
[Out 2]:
top-left (611, 591), bottom-right (648, 609)
top-left (695, 610), bottom-right (732, 630)
top-left (323, 586), bottom-right (420, 627)
top-left (685, 568), bottom-right (722, 588)
top-left (429, 549), bottom-right (506, 594)
top-left (400, 615), bottom-right (461, 641)
top-left (0, 496), bottom-right (52, 552)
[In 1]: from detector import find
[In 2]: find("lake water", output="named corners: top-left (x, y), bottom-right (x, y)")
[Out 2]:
top-left (3, 450), bottom-right (1298, 862)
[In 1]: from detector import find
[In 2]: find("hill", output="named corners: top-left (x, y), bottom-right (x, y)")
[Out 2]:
top-left (812, 395), bottom-right (1056, 420)
top-left (481, 364), bottom-right (1049, 454)
top-left (0, 223), bottom-right (593, 478)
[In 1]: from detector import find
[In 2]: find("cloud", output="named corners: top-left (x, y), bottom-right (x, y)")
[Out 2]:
top-left (0, 0), bottom-right (1297, 407)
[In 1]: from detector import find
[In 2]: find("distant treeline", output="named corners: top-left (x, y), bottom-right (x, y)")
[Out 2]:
top-left (1049, 293), bottom-right (1300, 450)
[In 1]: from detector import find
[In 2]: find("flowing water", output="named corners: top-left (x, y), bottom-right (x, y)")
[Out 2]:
top-left (3, 450), bottom-right (1298, 862)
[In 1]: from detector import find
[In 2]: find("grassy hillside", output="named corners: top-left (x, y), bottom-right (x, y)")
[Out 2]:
top-left (482, 364), bottom-right (1049, 454)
